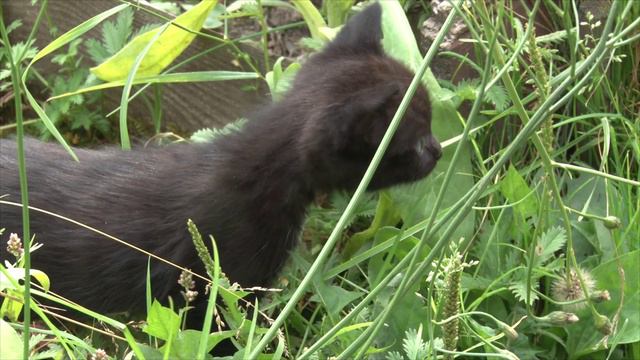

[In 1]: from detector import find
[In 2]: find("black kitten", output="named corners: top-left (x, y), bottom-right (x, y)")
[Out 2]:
top-left (0, 3), bottom-right (440, 329)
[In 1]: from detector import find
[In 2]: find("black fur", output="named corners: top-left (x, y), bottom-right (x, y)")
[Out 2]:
top-left (0, 2), bottom-right (441, 330)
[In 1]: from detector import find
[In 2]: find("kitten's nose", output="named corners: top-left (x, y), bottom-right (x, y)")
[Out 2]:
top-left (429, 136), bottom-right (442, 159)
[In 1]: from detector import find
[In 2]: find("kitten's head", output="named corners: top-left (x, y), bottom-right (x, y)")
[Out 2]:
top-left (292, 2), bottom-right (442, 191)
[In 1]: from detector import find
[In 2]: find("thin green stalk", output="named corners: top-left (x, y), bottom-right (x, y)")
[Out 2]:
top-left (0, 119), bottom-right (39, 132)
top-left (357, 3), bottom-right (618, 355)
top-left (245, 298), bottom-right (260, 356)
top-left (607, 0), bottom-right (637, 44)
top-left (477, 0), bottom-right (623, 321)
top-left (300, 185), bottom-right (478, 358)
top-left (524, 4), bottom-right (554, 314)
top-left (346, 2), bottom-right (497, 356)
top-left (152, 83), bottom-right (163, 133)
top-left (0, 200), bottom-right (210, 284)
top-left (435, 347), bottom-right (516, 360)
top-left (196, 234), bottom-right (221, 359)
top-left (552, 161), bottom-right (640, 186)
top-left (0, 11), bottom-right (32, 358)
top-left (119, 22), bottom-right (170, 149)
top-left (255, 0), bottom-right (271, 74)
top-left (17, 0), bottom-right (48, 63)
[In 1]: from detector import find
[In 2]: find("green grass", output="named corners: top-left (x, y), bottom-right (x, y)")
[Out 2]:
top-left (1, 0), bottom-right (638, 359)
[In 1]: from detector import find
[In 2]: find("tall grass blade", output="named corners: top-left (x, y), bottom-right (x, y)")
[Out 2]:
top-left (119, 22), bottom-right (169, 149)
top-left (48, 71), bottom-right (260, 101)
top-left (20, 3), bottom-right (130, 161)
top-left (0, 11), bottom-right (34, 358)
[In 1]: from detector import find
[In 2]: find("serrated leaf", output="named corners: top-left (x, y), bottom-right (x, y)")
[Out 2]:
top-left (91, 0), bottom-right (218, 81)
top-left (534, 226), bottom-right (566, 267)
top-left (28, 333), bottom-right (47, 351)
top-left (102, 6), bottom-right (134, 55)
top-left (190, 118), bottom-right (248, 143)
top-left (485, 83), bottom-right (510, 111)
top-left (509, 280), bottom-right (539, 305)
top-left (9, 40), bottom-right (37, 63)
top-left (85, 38), bottom-right (110, 64)
top-left (402, 327), bottom-right (428, 360)
top-left (6, 20), bottom-right (23, 35)
top-left (266, 57), bottom-right (301, 102)
top-left (385, 351), bottom-right (404, 360)
top-left (456, 81), bottom-right (478, 101)
top-left (132, 23), bottom-right (162, 39)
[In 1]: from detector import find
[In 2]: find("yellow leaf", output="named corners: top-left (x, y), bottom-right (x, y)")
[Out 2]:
top-left (91, 0), bottom-right (217, 81)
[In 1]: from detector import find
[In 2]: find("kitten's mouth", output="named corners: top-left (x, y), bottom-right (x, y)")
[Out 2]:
top-left (415, 137), bottom-right (428, 155)
top-left (415, 136), bottom-right (442, 159)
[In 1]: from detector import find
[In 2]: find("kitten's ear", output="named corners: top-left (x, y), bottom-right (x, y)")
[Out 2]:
top-left (324, 2), bottom-right (383, 55)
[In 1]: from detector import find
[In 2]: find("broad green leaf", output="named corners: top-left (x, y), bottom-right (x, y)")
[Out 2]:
top-left (143, 300), bottom-right (181, 341)
top-left (136, 343), bottom-right (165, 360)
top-left (565, 174), bottom-right (622, 262)
top-left (218, 286), bottom-right (249, 329)
top-left (226, 0), bottom-right (295, 13)
top-left (164, 329), bottom-right (235, 359)
top-left (566, 250), bottom-right (640, 357)
top-left (311, 281), bottom-right (363, 319)
top-left (92, 0), bottom-right (218, 81)
top-left (500, 164), bottom-right (538, 219)
top-left (0, 319), bottom-right (22, 360)
top-left (380, 1), bottom-right (421, 71)
top-left (343, 191), bottom-right (401, 257)
top-left (48, 71), bottom-right (259, 101)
